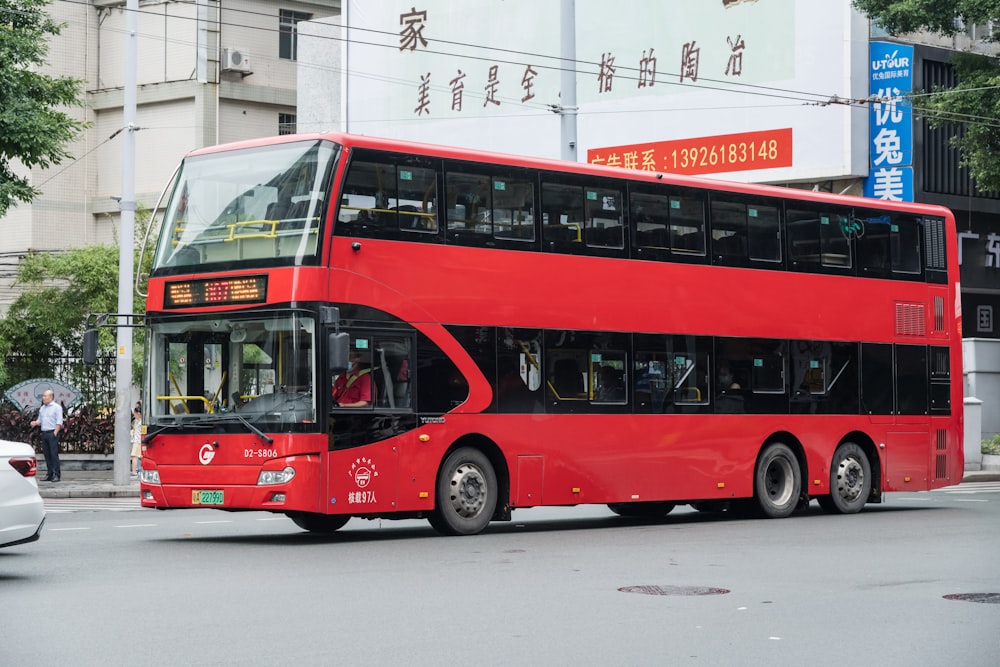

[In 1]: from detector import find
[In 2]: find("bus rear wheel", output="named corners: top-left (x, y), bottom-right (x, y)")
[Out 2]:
top-left (287, 512), bottom-right (350, 533)
top-left (818, 442), bottom-right (871, 514)
top-left (607, 502), bottom-right (676, 517)
top-left (430, 447), bottom-right (497, 536)
top-left (753, 442), bottom-right (801, 518)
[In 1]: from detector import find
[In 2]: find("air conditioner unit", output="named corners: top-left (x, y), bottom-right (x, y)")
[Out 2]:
top-left (222, 48), bottom-right (252, 74)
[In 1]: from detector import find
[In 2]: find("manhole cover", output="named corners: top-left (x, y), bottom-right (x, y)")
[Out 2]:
top-left (943, 593), bottom-right (1000, 604)
top-left (619, 585), bottom-right (730, 596)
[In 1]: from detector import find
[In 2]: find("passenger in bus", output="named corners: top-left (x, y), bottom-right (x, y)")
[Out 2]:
top-left (332, 352), bottom-right (372, 408)
top-left (716, 365), bottom-right (744, 413)
top-left (718, 365), bottom-right (740, 391)
top-left (596, 365), bottom-right (626, 401)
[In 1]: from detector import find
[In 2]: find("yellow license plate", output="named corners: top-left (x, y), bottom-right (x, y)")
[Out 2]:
top-left (192, 490), bottom-right (224, 505)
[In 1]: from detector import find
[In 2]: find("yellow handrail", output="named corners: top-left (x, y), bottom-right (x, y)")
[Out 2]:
top-left (169, 373), bottom-right (189, 414)
top-left (211, 371), bottom-right (228, 407)
top-left (341, 205), bottom-right (436, 223)
top-left (157, 395), bottom-right (214, 414)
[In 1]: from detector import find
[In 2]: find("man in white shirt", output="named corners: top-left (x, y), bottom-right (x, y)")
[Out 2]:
top-left (31, 390), bottom-right (64, 482)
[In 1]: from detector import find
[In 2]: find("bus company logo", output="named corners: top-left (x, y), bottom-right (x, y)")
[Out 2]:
top-left (199, 443), bottom-right (216, 465)
top-left (350, 457), bottom-right (378, 488)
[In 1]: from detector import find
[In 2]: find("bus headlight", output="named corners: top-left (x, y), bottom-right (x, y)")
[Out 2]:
top-left (258, 466), bottom-right (295, 486)
top-left (139, 469), bottom-right (160, 484)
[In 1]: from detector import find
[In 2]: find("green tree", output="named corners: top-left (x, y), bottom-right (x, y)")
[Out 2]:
top-left (853, 1), bottom-right (1000, 38)
top-left (0, 207), bottom-right (154, 385)
top-left (0, 0), bottom-right (89, 217)
top-left (854, 1), bottom-right (1000, 190)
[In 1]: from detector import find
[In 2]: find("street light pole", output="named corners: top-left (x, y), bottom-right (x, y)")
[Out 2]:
top-left (114, 0), bottom-right (138, 486)
top-left (559, 0), bottom-right (578, 162)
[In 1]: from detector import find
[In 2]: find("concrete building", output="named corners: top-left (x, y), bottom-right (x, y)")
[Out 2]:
top-left (0, 0), bottom-right (341, 311)
top-left (5, 0), bottom-right (1000, 441)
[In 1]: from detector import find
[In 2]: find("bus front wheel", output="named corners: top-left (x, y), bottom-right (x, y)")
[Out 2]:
top-left (753, 442), bottom-right (801, 518)
top-left (430, 447), bottom-right (497, 536)
top-left (818, 442), bottom-right (871, 514)
top-left (287, 512), bottom-right (350, 533)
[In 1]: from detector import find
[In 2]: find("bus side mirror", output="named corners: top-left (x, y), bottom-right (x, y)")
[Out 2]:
top-left (329, 332), bottom-right (350, 372)
top-left (83, 329), bottom-right (99, 365)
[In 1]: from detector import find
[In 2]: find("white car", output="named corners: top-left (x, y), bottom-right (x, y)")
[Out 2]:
top-left (0, 439), bottom-right (45, 548)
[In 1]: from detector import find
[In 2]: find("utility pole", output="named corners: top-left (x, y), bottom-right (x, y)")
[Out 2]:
top-left (114, 0), bottom-right (138, 486)
top-left (559, 0), bottom-right (578, 162)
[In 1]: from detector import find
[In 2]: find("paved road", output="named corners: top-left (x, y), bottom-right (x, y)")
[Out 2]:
top-left (8, 483), bottom-right (1000, 667)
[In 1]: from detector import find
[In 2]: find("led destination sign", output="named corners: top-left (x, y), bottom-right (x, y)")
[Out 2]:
top-left (165, 276), bottom-right (268, 308)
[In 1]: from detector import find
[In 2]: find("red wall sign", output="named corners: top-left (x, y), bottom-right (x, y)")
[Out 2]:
top-left (588, 128), bottom-right (793, 176)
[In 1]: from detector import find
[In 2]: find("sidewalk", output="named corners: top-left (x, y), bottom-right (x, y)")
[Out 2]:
top-left (37, 469), bottom-right (140, 499)
top-left (34, 467), bottom-right (1000, 499)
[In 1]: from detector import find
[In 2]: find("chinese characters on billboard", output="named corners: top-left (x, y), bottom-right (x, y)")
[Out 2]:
top-left (863, 42), bottom-right (914, 201)
top-left (396, 3), bottom-right (769, 119)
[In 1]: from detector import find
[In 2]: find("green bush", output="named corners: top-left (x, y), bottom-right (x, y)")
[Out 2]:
top-left (982, 434), bottom-right (1000, 456)
top-left (0, 400), bottom-right (115, 454)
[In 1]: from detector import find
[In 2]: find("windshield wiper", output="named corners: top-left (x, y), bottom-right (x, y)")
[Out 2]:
top-left (142, 421), bottom-right (213, 444)
top-left (209, 414), bottom-right (274, 443)
top-left (143, 414), bottom-right (273, 444)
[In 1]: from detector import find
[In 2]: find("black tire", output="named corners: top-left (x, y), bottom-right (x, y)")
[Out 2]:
top-left (431, 447), bottom-right (497, 536)
top-left (607, 501), bottom-right (676, 518)
top-left (753, 442), bottom-right (802, 518)
top-left (690, 500), bottom-right (729, 513)
top-left (816, 495), bottom-right (838, 513)
top-left (823, 442), bottom-right (872, 514)
top-left (287, 512), bottom-right (350, 533)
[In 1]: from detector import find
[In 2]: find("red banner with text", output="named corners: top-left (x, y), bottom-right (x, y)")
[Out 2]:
top-left (588, 128), bottom-right (793, 176)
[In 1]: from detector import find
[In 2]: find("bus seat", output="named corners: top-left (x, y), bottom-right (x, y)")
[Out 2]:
top-left (286, 200), bottom-right (311, 221)
top-left (545, 224), bottom-right (580, 243)
top-left (673, 232), bottom-right (705, 252)
top-left (636, 228), bottom-right (667, 248)
top-left (266, 200), bottom-right (290, 221)
top-left (714, 233), bottom-right (747, 257)
top-left (587, 225), bottom-right (623, 248)
top-left (553, 358), bottom-right (583, 398)
top-left (397, 204), bottom-right (422, 229)
top-left (376, 347), bottom-right (395, 408)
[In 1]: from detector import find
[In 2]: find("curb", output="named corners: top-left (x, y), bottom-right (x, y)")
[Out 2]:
top-left (40, 486), bottom-right (140, 499)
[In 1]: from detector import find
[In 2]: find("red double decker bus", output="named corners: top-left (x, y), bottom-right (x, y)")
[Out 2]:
top-left (138, 132), bottom-right (963, 535)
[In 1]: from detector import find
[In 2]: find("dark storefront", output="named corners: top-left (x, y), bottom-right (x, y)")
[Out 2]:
top-left (914, 44), bottom-right (1000, 338)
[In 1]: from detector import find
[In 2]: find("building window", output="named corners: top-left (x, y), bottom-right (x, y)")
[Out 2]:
top-left (279, 9), bottom-right (312, 61)
top-left (278, 113), bottom-right (297, 135)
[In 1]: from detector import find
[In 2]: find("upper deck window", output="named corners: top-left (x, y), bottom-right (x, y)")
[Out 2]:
top-left (445, 169), bottom-right (535, 245)
top-left (337, 152), bottom-right (440, 239)
top-left (786, 205), bottom-right (853, 273)
top-left (856, 209), bottom-right (924, 279)
top-left (153, 140), bottom-right (338, 274)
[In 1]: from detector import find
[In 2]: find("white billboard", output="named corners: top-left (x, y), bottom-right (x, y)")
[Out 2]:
top-left (341, 0), bottom-right (869, 183)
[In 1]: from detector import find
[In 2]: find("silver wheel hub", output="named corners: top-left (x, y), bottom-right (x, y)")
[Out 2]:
top-left (835, 456), bottom-right (865, 502)
top-left (448, 463), bottom-right (487, 519)
top-left (765, 457), bottom-right (795, 506)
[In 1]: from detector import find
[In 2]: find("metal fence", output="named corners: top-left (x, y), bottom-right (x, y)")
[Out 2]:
top-left (2, 352), bottom-right (118, 453)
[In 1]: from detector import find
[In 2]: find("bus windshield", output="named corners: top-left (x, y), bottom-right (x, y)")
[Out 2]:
top-left (153, 140), bottom-right (339, 272)
top-left (147, 312), bottom-right (318, 431)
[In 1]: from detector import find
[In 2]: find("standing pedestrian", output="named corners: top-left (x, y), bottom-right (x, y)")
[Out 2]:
top-left (130, 406), bottom-right (143, 477)
top-left (30, 390), bottom-right (63, 482)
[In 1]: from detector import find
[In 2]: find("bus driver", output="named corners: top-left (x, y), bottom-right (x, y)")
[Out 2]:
top-left (332, 352), bottom-right (372, 408)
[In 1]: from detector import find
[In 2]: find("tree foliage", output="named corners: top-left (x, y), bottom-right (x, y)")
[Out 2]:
top-left (0, 207), bottom-right (154, 385)
top-left (853, 1), bottom-right (1000, 190)
top-left (854, 1), bottom-right (1000, 38)
top-left (0, 0), bottom-right (89, 217)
